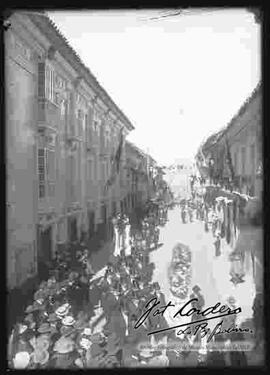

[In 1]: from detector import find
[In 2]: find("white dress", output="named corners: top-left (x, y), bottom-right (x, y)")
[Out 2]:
top-left (113, 226), bottom-right (121, 257)
top-left (125, 224), bottom-right (131, 256)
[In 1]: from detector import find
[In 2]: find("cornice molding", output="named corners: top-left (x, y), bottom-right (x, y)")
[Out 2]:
top-left (11, 13), bottom-right (50, 60)
top-left (26, 12), bottom-right (135, 132)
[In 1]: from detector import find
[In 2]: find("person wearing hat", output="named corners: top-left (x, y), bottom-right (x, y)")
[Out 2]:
top-left (218, 296), bottom-right (237, 337)
top-left (221, 297), bottom-right (248, 367)
top-left (152, 283), bottom-right (166, 307)
top-left (189, 285), bottom-right (205, 343)
top-left (252, 292), bottom-right (264, 350)
top-left (214, 233), bottom-right (221, 257)
top-left (105, 303), bottom-right (127, 348)
top-left (138, 347), bottom-right (154, 366)
top-left (206, 333), bottom-right (227, 367)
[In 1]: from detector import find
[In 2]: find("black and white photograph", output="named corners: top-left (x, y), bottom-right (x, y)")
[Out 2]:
top-left (5, 7), bottom-right (263, 369)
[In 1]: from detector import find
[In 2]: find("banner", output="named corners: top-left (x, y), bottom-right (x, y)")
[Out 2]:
top-left (104, 127), bottom-right (124, 192)
top-left (225, 137), bottom-right (235, 180)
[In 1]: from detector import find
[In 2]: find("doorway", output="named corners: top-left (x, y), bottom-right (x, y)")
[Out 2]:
top-left (37, 225), bottom-right (52, 281)
top-left (101, 204), bottom-right (107, 224)
top-left (88, 210), bottom-right (95, 239)
top-left (68, 216), bottom-right (78, 243)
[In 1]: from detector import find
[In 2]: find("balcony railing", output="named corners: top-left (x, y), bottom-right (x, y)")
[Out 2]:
top-left (89, 131), bottom-right (99, 148)
top-left (99, 144), bottom-right (111, 158)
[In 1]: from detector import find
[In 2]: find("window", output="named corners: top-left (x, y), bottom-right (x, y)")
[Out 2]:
top-left (38, 149), bottom-right (46, 198)
top-left (87, 158), bottom-right (94, 181)
top-left (241, 147), bottom-right (246, 175)
top-left (105, 128), bottom-right (110, 148)
top-left (60, 100), bottom-right (65, 116)
top-left (93, 120), bottom-right (98, 132)
top-left (44, 65), bottom-right (64, 106)
top-left (86, 113), bottom-right (91, 146)
top-left (84, 113), bottom-right (88, 133)
top-left (102, 161), bottom-right (106, 181)
top-left (38, 148), bottom-right (56, 198)
top-left (250, 144), bottom-right (255, 176)
top-left (57, 221), bottom-right (66, 243)
top-left (47, 149), bottom-right (56, 181)
top-left (234, 150), bottom-right (238, 175)
top-left (68, 155), bottom-right (76, 199)
top-left (38, 63), bottom-right (45, 98)
top-left (93, 110), bottom-right (100, 135)
top-left (45, 66), bottom-right (53, 102)
top-left (77, 110), bottom-right (83, 137)
top-left (106, 160), bottom-right (111, 178)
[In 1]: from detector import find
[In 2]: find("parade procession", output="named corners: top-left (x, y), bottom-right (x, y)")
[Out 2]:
top-left (7, 181), bottom-right (263, 369)
top-left (5, 9), bottom-right (263, 369)
top-left (7, 199), bottom-right (170, 369)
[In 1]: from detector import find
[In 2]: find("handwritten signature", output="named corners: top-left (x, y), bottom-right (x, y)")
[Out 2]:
top-left (134, 297), bottom-right (252, 342)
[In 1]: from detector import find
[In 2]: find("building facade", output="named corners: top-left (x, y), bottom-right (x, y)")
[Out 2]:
top-left (6, 12), bottom-right (135, 290)
top-left (195, 84), bottom-right (262, 198)
top-left (125, 141), bottom-right (157, 210)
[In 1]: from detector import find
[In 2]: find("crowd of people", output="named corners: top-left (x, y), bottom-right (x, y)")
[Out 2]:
top-left (174, 183), bottom-right (264, 365)
top-left (8, 200), bottom-right (173, 369)
top-left (8, 183), bottom-right (263, 368)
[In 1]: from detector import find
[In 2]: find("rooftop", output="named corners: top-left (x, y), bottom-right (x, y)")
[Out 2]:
top-left (24, 11), bottom-right (135, 131)
top-left (198, 81), bottom-right (262, 156)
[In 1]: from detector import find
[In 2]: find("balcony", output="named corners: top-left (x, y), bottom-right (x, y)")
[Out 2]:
top-left (38, 98), bottom-right (60, 131)
top-left (86, 144), bottom-right (98, 155)
top-left (66, 129), bottom-right (82, 152)
top-left (99, 146), bottom-right (111, 159)
top-left (99, 135), bottom-right (111, 157)
top-left (86, 130), bottom-right (99, 154)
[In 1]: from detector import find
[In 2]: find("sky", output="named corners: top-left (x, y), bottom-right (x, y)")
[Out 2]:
top-left (48, 8), bottom-right (261, 166)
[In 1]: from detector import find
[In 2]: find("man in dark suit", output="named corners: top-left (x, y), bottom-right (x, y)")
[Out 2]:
top-left (190, 285), bottom-right (205, 343)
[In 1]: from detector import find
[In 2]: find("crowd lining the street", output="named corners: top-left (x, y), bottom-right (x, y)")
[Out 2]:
top-left (177, 182), bottom-right (263, 365)
top-left (8, 182), bottom-right (263, 368)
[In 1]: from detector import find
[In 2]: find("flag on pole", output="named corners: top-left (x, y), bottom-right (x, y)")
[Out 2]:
top-left (104, 127), bottom-right (124, 192)
top-left (197, 146), bottom-right (206, 167)
top-left (115, 127), bottom-right (124, 173)
top-left (225, 137), bottom-right (234, 180)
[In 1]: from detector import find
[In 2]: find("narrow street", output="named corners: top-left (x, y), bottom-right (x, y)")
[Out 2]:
top-left (150, 206), bottom-right (256, 331)
top-left (7, 9), bottom-right (262, 370)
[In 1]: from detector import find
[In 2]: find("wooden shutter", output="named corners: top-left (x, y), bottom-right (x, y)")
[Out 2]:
top-left (241, 147), bottom-right (246, 175)
top-left (250, 144), bottom-right (255, 176)
top-left (47, 149), bottom-right (56, 197)
top-left (45, 65), bottom-right (50, 100)
top-left (38, 63), bottom-right (45, 98)
top-left (77, 109), bottom-right (83, 137)
top-left (38, 148), bottom-right (46, 198)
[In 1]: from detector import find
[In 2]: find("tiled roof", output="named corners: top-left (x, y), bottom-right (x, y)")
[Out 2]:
top-left (126, 140), bottom-right (147, 157)
top-left (218, 81), bottom-right (262, 141)
top-left (126, 140), bottom-right (156, 164)
top-left (25, 11), bottom-right (135, 131)
top-left (202, 128), bottom-right (226, 153)
top-left (200, 81), bottom-right (262, 154)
